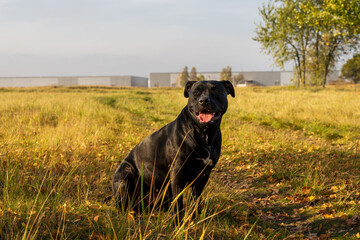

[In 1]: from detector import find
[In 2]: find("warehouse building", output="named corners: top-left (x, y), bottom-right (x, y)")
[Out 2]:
top-left (150, 71), bottom-right (340, 87)
top-left (0, 75), bottom-right (148, 88)
top-left (0, 71), bottom-right (340, 88)
top-left (149, 71), bottom-right (292, 87)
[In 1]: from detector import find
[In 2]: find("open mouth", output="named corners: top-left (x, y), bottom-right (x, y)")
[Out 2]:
top-left (195, 110), bottom-right (221, 123)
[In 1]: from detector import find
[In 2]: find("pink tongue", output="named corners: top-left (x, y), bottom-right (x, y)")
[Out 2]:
top-left (198, 112), bottom-right (214, 123)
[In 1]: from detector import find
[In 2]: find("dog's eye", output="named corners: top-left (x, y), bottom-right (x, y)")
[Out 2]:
top-left (193, 90), bottom-right (200, 95)
top-left (211, 86), bottom-right (220, 93)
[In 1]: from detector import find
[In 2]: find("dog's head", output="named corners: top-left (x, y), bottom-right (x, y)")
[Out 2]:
top-left (184, 80), bottom-right (235, 126)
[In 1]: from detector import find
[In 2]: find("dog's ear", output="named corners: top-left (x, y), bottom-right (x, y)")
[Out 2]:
top-left (184, 81), bottom-right (196, 98)
top-left (222, 80), bottom-right (235, 97)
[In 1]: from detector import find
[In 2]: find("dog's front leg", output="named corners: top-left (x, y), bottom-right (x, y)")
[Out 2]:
top-left (191, 174), bottom-right (210, 218)
top-left (192, 174), bottom-right (209, 199)
top-left (170, 172), bottom-right (184, 223)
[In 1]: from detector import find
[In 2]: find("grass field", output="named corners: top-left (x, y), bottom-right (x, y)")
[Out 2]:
top-left (0, 85), bottom-right (360, 239)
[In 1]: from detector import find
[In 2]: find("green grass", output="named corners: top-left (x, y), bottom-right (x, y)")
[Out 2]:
top-left (0, 85), bottom-right (360, 239)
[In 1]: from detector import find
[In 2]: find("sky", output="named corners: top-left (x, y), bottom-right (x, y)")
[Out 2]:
top-left (0, 0), bottom-right (284, 77)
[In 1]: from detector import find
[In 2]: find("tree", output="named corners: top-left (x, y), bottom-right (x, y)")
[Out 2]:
top-left (220, 66), bottom-right (232, 81)
top-left (190, 67), bottom-right (198, 81)
top-left (180, 66), bottom-right (189, 87)
top-left (254, 0), bottom-right (312, 87)
top-left (306, 0), bottom-right (360, 87)
top-left (341, 53), bottom-right (360, 84)
top-left (198, 73), bottom-right (205, 81)
top-left (231, 74), bottom-right (244, 85)
top-left (254, 0), bottom-right (360, 87)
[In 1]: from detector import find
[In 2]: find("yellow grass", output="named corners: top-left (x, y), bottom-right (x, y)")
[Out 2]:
top-left (0, 85), bottom-right (359, 239)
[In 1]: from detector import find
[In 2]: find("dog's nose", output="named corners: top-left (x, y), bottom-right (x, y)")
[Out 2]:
top-left (199, 96), bottom-right (210, 105)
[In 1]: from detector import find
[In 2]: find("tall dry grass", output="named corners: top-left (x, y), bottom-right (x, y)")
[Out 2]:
top-left (0, 85), bottom-right (359, 239)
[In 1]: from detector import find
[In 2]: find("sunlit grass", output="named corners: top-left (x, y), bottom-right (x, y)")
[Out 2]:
top-left (0, 85), bottom-right (359, 239)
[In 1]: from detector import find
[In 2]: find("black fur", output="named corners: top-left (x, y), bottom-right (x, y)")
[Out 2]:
top-left (112, 80), bottom-right (235, 215)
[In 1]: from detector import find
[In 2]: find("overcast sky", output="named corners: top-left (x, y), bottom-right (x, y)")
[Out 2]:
top-left (0, 0), bottom-right (285, 77)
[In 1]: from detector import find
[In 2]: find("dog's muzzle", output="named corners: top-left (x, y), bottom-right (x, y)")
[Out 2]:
top-left (195, 110), bottom-right (221, 123)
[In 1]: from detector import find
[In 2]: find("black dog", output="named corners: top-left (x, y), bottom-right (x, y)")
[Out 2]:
top-left (112, 80), bottom-right (235, 216)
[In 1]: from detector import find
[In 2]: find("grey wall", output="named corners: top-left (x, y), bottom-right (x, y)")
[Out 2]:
top-left (328, 71), bottom-right (340, 82)
top-left (78, 77), bottom-right (112, 86)
top-left (156, 71), bottom-right (332, 87)
top-left (0, 77), bottom-right (58, 87)
top-left (110, 76), bottom-right (131, 86)
top-left (239, 71), bottom-right (281, 86)
top-left (130, 76), bottom-right (148, 87)
top-left (0, 76), bottom-right (149, 88)
top-left (280, 72), bottom-right (294, 85)
top-left (199, 71), bottom-right (283, 86)
top-left (166, 71), bottom-right (284, 87)
top-left (149, 73), bottom-right (172, 87)
top-left (58, 77), bottom-right (78, 86)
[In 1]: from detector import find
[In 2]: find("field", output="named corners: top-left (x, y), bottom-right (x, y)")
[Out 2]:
top-left (0, 85), bottom-right (360, 239)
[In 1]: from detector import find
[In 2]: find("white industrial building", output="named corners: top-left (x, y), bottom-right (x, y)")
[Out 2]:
top-left (149, 71), bottom-right (340, 87)
top-left (0, 75), bottom-right (148, 88)
top-left (0, 71), bottom-right (340, 88)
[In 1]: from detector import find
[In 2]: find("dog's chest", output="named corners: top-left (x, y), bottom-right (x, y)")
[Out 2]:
top-left (196, 146), bottom-right (217, 167)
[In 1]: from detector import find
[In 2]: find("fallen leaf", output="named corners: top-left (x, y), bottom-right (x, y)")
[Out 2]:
top-left (319, 233), bottom-right (331, 239)
top-left (272, 188), bottom-right (280, 194)
top-left (235, 166), bottom-right (242, 171)
top-left (331, 185), bottom-right (340, 192)
top-left (301, 186), bottom-right (311, 195)
top-left (94, 215), bottom-right (100, 222)
top-left (323, 213), bottom-right (333, 219)
top-left (308, 196), bottom-right (315, 202)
